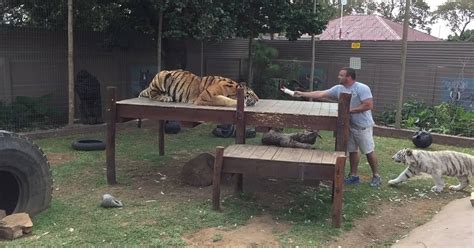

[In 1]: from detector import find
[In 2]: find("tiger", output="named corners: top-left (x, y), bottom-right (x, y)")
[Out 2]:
top-left (138, 70), bottom-right (259, 107)
top-left (389, 148), bottom-right (474, 192)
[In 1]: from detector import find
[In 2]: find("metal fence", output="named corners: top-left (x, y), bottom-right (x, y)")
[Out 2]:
top-left (0, 27), bottom-right (473, 136)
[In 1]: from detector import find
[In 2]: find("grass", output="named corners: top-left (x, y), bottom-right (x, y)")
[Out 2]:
top-left (6, 124), bottom-right (472, 247)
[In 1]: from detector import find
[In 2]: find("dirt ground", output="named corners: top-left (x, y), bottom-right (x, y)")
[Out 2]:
top-left (47, 153), bottom-right (469, 248)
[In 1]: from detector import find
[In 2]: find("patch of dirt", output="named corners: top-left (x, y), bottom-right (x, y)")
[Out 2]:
top-left (47, 150), bottom-right (468, 247)
top-left (183, 215), bottom-right (291, 248)
top-left (46, 152), bottom-right (75, 166)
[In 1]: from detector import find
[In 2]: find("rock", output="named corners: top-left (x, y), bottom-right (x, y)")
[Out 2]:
top-left (0, 213), bottom-right (33, 240)
top-left (181, 153), bottom-right (215, 187)
top-left (101, 194), bottom-right (123, 208)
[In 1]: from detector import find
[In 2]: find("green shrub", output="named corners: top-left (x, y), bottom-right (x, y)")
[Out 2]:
top-left (377, 100), bottom-right (473, 137)
top-left (0, 94), bottom-right (64, 131)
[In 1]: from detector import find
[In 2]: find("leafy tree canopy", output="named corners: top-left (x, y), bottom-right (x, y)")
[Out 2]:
top-left (435, 0), bottom-right (473, 39)
top-left (331, 0), bottom-right (434, 33)
top-left (1, 0), bottom-right (332, 41)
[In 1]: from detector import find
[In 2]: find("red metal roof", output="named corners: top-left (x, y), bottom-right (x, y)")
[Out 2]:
top-left (319, 15), bottom-right (440, 41)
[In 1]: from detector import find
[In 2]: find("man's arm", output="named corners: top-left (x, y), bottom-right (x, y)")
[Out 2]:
top-left (294, 90), bottom-right (330, 99)
top-left (350, 98), bottom-right (373, 113)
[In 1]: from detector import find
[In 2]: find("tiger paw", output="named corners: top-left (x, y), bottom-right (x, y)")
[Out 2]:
top-left (158, 95), bottom-right (173, 102)
top-left (388, 179), bottom-right (398, 185)
top-left (431, 185), bottom-right (444, 193)
top-left (448, 184), bottom-right (464, 191)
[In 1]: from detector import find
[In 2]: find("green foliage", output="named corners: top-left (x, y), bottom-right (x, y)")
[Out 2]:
top-left (284, 0), bottom-right (334, 41)
top-left (0, 94), bottom-right (63, 131)
top-left (331, 0), bottom-right (434, 33)
top-left (377, 100), bottom-right (473, 137)
top-left (435, 0), bottom-right (473, 39)
top-left (448, 29), bottom-right (474, 42)
top-left (251, 42), bottom-right (305, 100)
top-left (252, 41), bottom-right (280, 99)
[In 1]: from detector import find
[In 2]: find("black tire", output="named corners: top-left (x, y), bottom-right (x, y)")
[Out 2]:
top-left (0, 130), bottom-right (52, 216)
top-left (71, 139), bottom-right (106, 151)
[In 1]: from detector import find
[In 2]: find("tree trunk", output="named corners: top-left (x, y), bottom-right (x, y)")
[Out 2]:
top-left (67, 0), bottom-right (74, 125)
top-left (157, 8), bottom-right (163, 72)
top-left (247, 37), bottom-right (254, 87)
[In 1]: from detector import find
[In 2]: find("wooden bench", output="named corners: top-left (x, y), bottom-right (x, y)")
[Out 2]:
top-left (212, 144), bottom-right (347, 228)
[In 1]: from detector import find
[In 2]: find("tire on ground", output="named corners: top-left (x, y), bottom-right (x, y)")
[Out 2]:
top-left (0, 130), bottom-right (52, 216)
top-left (71, 139), bottom-right (106, 151)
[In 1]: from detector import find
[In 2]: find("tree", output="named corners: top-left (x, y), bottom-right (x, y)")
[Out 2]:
top-left (395, 0), bottom-right (434, 33)
top-left (448, 29), bottom-right (474, 42)
top-left (435, 0), bottom-right (473, 40)
top-left (328, 0), bottom-right (434, 33)
top-left (229, 0), bottom-right (332, 86)
top-left (285, 0), bottom-right (334, 41)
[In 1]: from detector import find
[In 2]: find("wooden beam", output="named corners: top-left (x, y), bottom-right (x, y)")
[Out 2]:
top-left (336, 93), bottom-right (351, 152)
top-left (212, 146), bottom-right (224, 210)
top-left (106, 87), bottom-right (117, 185)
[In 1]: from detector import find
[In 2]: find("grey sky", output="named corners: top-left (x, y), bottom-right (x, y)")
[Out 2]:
top-left (421, 0), bottom-right (472, 39)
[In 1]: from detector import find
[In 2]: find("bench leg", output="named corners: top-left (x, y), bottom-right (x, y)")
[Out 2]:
top-left (235, 174), bottom-right (243, 193)
top-left (332, 156), bottom-right (345, 228)
top-left (158, 120), bottom-right (165, 156)
top-left (212, 146), bottom-right (225, 210)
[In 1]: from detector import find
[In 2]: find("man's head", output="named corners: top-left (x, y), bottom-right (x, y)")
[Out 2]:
top-left (338, 67), bottom-right (356, 85)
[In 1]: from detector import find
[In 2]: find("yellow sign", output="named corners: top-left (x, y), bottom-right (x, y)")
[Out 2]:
top-left (351, 42), bottom-right (361, 49)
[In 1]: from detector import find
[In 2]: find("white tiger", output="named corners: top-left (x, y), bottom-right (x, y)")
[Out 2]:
top-left (389, 148), bottom-right (474, 193)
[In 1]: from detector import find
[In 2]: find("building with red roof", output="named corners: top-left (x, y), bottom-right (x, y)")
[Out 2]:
top-left (318, 15), bottom-right (440, 41)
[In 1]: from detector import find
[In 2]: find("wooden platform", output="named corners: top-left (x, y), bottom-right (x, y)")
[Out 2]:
top-left (212, 145), bottom-right (347, 228)
top-left (106, 87), bottom-right (351, 185)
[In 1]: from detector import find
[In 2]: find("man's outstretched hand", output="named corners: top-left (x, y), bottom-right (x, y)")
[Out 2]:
top-left (280, 86), bottom-right (296, 96)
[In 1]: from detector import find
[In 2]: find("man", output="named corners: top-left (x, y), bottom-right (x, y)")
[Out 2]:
top-left (284, 67), bottom-right (382, 187)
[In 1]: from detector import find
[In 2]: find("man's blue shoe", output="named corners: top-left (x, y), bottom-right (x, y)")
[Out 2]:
top-left (370, 175), bottom-right (382, 187)
top-left (344, 175), bottom-right (360, 185)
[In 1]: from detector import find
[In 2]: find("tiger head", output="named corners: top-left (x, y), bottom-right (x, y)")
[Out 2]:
top-left (242, 84), bottom-right (259, 107)
top-left (218, 79), bottom-right (259, 107)
top-left (392, 148), bottom-right (414, 164)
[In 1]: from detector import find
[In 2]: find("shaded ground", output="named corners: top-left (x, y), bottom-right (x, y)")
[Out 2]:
top-left (46, 152), bottom-right (469, 247)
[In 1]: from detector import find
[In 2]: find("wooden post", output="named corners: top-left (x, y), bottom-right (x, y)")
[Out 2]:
top-left (106, 87), bottom-right (117, 185)
top-left (212, 146), bottom-right (225, 210)
top-left (336, 93), bottom-right (351, 152)
top-left (67, 0), bottom-right (74, 125)
top-left (332, 156), bottom-right (345, 228)
top-left (158, 120), bottom-right (165, 156)
top-left (235, 87), bottom-right (245, 193)
top-left (235, 87), bottom-right (245, 144)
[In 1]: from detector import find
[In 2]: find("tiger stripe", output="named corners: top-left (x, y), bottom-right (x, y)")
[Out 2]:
top-left (138, 70), bottom-right (259, 107)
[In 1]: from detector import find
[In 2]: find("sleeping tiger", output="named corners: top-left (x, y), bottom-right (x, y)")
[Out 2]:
top-left (389, 148), bottom-right (474, 192)
top-left (139, 70), bottom-right (259, 107)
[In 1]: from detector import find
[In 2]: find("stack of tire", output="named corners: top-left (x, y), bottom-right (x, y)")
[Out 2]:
top-left (0, 131), bottom-right (52, 216)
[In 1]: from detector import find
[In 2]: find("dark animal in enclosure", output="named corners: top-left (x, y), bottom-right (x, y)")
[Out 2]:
top-left (75, 70), bottom-right (103, 124)
top-left (261, 128), bottom-right (321, 149)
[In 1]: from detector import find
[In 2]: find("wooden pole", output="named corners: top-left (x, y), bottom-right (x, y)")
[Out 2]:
top-left (106, 87), bottom-right (117, 185)
top-left (235, 87), bottom-right (246, 145)
top-left (157, 5), bottom-right (163, 72)
top-left (67, 0), bottom-right (74, 125)
top-left (309, 0), bottom-right (316, 97)
top-left (212, 146), bottom-right (224, 210)
top-left (332, 156), bottom-right (345, 228)
top-left (395, 0), bottom-right (410, 129)
top-left (335, 93), bottom-right (351, 152)
top-left (158, 120), bottom-right (165, 156)
top-left (234, 87), bottom-right (245, 192)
